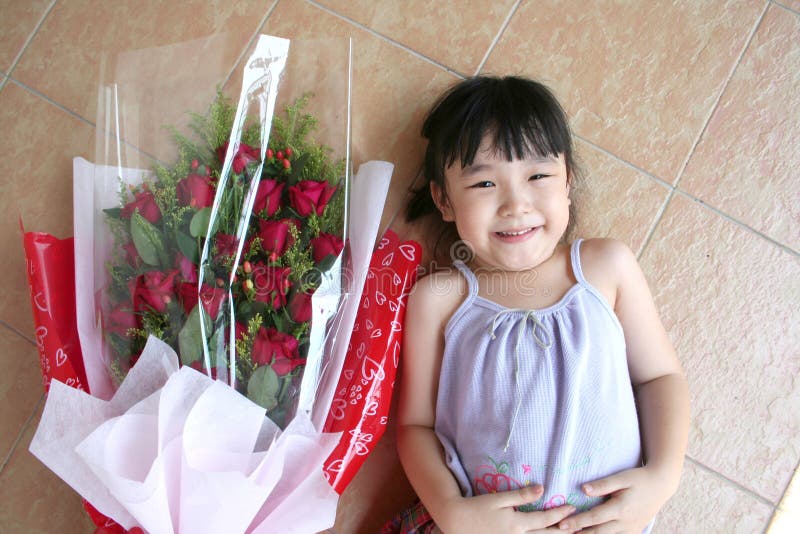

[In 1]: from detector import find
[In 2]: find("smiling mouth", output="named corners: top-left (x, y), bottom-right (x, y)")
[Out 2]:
top-left (495, 227), bottom-right (535, 237)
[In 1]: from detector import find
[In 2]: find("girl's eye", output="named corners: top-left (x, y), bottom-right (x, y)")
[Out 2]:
top-left (529, 174), bottom-right (550, 181)
top-left (470, 180), bottom-right (495, 188)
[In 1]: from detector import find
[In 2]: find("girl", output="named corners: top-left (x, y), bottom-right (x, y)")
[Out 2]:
top-left (393, 76), bottom-right (690, 533)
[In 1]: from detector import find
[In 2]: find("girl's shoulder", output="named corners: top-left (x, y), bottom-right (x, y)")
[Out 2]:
top-left (407, 266), bottom-right (469, 331)
top-left (576, 238), bottom-right (640, 308)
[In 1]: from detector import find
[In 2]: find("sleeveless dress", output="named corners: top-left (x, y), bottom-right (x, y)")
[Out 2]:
top-left (382, 239), bottom-right (653, 533)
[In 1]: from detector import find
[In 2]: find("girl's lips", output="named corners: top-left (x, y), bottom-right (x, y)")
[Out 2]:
top-left (494, 226), bottom-right (538, 242)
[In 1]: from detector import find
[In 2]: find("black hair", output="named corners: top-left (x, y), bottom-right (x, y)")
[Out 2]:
top-left (406, 75), bottom-right (579, 263)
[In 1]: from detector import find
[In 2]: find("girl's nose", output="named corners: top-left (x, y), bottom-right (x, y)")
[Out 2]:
top-left (499, 191), bottom-right (532, 217)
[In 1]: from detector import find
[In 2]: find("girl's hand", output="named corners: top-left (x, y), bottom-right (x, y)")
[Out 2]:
top-left (556, 467), bottom-right (671, 533)
top-left (439, 485), bottom-right (577, 533)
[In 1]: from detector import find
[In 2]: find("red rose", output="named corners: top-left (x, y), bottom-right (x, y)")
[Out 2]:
top-left (176, 173), bottom-right (215, 208)
top-left (258, 219), bottom-right (295, 257)
top-left (178, 282), bottom-right (226, 320)
top-left (252, 327), bottom-right (303, 375)
top-left (215, 233), bottom-right (239, 259)
top-left (253, 179), bottom-right (284, 217)
top-left (121, 190), bottom-right (162, 223)
top-left (288, 289), bottom-right (313, 323)
top-left (133, 270), bottom-right (179, 313)
top-left (106, 304), bottom-right (139, 336)
top-left (122, 241), bottom-right (141, 268)
top-left (175, 252), bottom-right (197, 283)
top-left (251, 263), bottom-right (291, 310)
top-left (199, 283), bottom-right (226, 320)
top-left (310, 232), bottom-right (344, 263)
top-left (217, 142), bottom-right (260, 174)
top-left (288, 180), bottom-right (336, 216)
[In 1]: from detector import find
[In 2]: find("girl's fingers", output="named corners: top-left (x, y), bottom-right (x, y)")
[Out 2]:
top-left (494, 485), bottom-right (545, 508)
top-left (572, 519), bottom-right (621, 534)
top-left (526, 504), bottom-right (576, 528)
top-left (582, 471), bottom-right (631, 497)
top-left (558, 501), bottom-right (618, 531)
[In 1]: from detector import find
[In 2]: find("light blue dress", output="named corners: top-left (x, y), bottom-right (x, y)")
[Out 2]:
top-left (434, 239), bottom-right (653, 532)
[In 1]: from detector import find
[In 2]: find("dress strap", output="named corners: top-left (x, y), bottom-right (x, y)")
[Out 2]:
top-left (452, 260), bottom-right (479, 297)
top-left (570, 238), bottom-right (588, 287)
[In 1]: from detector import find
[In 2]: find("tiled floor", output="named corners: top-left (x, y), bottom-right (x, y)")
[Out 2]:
top-left (1, 1), bottom-right (798, 533)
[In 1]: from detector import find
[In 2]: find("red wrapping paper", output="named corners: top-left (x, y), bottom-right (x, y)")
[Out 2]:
top-left (322, 229), bottom-right (422, 493)
top-left (22, 227), bottom-right (87, 394)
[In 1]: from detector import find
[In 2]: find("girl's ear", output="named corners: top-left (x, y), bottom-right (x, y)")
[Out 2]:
top-left (430, 182), bottom-right (455, 222)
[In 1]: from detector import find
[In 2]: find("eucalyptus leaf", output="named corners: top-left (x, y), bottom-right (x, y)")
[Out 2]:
top-left (103, 207), bottom-right (122, 219)
top-left (189, 207), bottom-right (212, 238)
top-left (178, 304), bottom-right (212, 365)
top-left (247, 365), bottom-right (279, 410)
top-left (130, 214), bottom-right (161, 266)
top-left (175, 230), bottom-right (199, 263)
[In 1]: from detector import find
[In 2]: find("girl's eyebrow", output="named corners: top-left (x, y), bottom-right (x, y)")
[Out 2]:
top-left (461, 155), bottom-right (558, 177)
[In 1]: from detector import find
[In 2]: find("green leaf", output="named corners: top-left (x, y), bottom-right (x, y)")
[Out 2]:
top-left (130, 214), bottom-right (162, 266)
top-left (247, 365), bottom-right (279, 410)
top-left (189, 207), bottom-right (212, 238)
top-left (103, 207), bottom-right (122, 219)
top-left (287, 152), bottom-right (309, 185)
top-left (178, 304), bottom-right (212, 365)
top-left (175, 230), bottom-right (199, 263)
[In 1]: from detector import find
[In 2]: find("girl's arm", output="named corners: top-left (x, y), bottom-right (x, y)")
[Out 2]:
top-left (397, 274), bottom-right (576, 533)
top-left (559, 239), bottom-right (690, 533)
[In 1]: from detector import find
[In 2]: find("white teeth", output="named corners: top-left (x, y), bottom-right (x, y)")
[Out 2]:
top-left (497, 228), bottom-right (531, 236)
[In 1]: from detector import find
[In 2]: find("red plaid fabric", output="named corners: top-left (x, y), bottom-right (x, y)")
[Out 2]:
top-left (381, 499), bottom-right (441, 534)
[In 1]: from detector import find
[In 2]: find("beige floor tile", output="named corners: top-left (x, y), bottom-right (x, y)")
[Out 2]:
top-left (679, 4), bottom-right (800, 251)
top-left (261, 0), bottom-right (458, 234)
top-left (655, 460), bottom-right (773, 533)
top-left (314, 0), bottom-right (517, 75)
top-left (0, 403), bottom-right (95, 534)
top-left (0, 0), bottom-right (51, 73)
top-left (0, 326), bottom-right (43, 464)
top-left (778, 1), bottom-right (800, 13)
top-left (0, 83), bottom-right (94, 335)
top-left (483, 0), bottom-right (764, 183)
top-left (12, 0), bottom-right (274, 123)
top-left (640, 193), bottom-right (800, 503)
top-left (768, 463), bottom-right (800, 533)
top-left (570, 139), bottom-right (668, 253)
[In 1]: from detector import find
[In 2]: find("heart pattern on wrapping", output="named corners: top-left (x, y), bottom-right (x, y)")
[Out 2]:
top-left (55, 348), bottom-right (68, 367)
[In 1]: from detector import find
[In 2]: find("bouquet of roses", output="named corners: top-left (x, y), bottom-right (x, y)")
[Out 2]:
top-left (23, 34), bottom-right (422, 533)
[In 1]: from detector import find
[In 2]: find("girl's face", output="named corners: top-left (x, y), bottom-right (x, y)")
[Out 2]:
top-left (433, 136), bottom-right (571, 272)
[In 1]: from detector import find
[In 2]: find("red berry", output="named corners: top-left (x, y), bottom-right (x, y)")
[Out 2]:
top-left (205, 165), bottom-right (212, 176)
top-left (191, 159), bottom-right (199, 170)
top-left (267, 148), bottom-right (274, 159)
top-left (269, 251), bottom-right (278, 263)
top-left (242, 261), bottom-right (252, 274)
top-left (276, 151), bottom-right (284, 160)
top-left (285, 147), bottom-right (293, 157)
top-left (216, 278), bottom-right (225, 287)
top-left (282, 158), bottom-right (291, 169)
top-left (162, 295), bottom-right (172, 305)
top-left (283, 278), bottom-right (291, 288)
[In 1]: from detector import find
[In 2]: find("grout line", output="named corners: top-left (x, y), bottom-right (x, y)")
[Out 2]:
top-left (685, 455), bottom-right (776, 508)
top-left (5, 0), bottom-right (57, 78)
top-left (221, 0), bottom-right (281, 90)
top-left (639, 1), bottom-right (768, 257)
top-left (474, 0), bottom-right (522, 76)
top-left (672, 189), bottom-right (799, 257)
top-left (0, 320), bottom-right (36, 346)
top-left (575, 134), bottom-right (672, 190)
top-left (7, 77), bottom-right (96, 127)
top-left (304, 0), bottom-right (466, 79)
top-left (764, 456), bottom-right (800, 533)
top-left (672, 0), bottom-right (769, 189)
top-left (0, 394), bottom-right (44, 475)
top-left (771, 0), bottom-right (800, 16)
